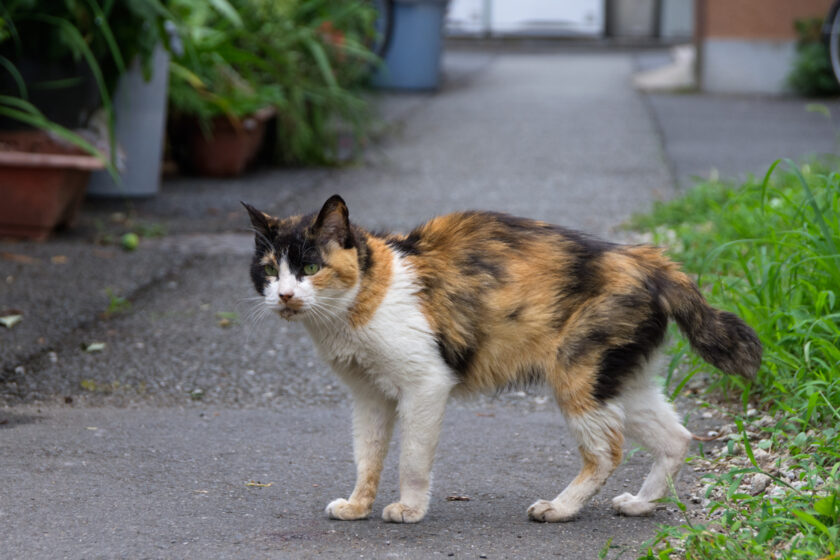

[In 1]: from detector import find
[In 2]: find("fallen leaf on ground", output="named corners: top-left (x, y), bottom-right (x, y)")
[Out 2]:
top-left (216, 311), bottom-right (239, 328)
top-left (51, 255), bottom-right (68, 264)
top-left (1, 252), bottom-right (40, 265)
top-left (245, 481), bottom-right (273, 488)
top-left (0, 314), bottom-right (23, 329)
top-left (446, 495), bottom-right (471, 502)
top-left (83, 342), bottom-right (107, 353)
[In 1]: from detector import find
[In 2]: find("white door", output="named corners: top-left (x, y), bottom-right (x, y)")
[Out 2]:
top-left (447, 0), bottom-right (605, 36)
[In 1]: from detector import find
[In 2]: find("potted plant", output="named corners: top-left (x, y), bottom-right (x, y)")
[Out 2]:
top-left (0, 1), bottom-right (168, 237)
top-left (0, 129), bottom-right (104, 240)
top-left (165, 0), bottom-right (378, 175)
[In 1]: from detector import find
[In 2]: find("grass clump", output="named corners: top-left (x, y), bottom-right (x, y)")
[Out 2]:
top-left (629, 159), bottom-right (840, 559)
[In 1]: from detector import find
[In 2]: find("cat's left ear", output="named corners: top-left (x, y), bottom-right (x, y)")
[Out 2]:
top-left (313, 194), bottom-right (351, 247)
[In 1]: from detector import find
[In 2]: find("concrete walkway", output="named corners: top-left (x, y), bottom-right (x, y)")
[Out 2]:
top-left (2, 45), bottom-right (837, 559)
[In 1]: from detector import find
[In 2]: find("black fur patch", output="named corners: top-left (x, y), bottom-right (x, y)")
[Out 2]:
top-left (560, 237), bottom-right (611, 299)
top-left (352, 227), bottom-right (373, 275)
top-left (387, 231), bottom-right (422, 255)
top-left (550, 232), bottom-right (614, 331)
top-left (592, 303), bottom-right (668, 401)
top-left (249, 254), bottom-right (268, 294)
top-left (488, 212), bottom-right (536, 232)
top-left (436, 339), bottom-right (476, 376)
top-left (559, 328), bottom-right (611, 367)
top-left (459, 252), bottom-right (505, 283)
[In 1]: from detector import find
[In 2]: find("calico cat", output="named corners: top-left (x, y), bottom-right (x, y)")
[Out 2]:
top-left (243, 195), bottom-right (761, 524)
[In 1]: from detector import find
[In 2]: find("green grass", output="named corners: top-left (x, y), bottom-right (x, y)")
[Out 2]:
top-left (628, 160), bottom-right (840, 559)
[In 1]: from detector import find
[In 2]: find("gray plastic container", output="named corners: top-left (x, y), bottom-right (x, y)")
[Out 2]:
top-left (373, 0), bottom-right (448, 90)
top-left (87, 46), bottom-right (169, 198)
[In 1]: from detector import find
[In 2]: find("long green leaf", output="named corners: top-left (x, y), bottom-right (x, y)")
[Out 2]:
top-left (759, 158), bottom-right (781, 214)
top-left (82, 0), bottom-right (125, 74)
top-left (0, 94), bottom-right (41, 114)
top-left (208, 0), bottom-right (242, 27)
top-left (305, 38), bottom-right (338, 90)
top-left (0, 56), bottom-right (27, 99)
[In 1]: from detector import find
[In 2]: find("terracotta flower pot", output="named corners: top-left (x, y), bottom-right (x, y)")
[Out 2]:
top-left (178, 107), bottom-right (275, 177)
top-left (0, 131), bottom-right (104, 240)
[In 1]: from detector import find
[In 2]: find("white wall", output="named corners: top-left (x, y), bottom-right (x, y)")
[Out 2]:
top-left (702, 39), bottom-right (796, 94)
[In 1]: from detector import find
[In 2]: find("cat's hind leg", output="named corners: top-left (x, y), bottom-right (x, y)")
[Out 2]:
top-left (527, 398), bottom-right (625, 522)
top-left (611, 372), bottom-right (691, 516)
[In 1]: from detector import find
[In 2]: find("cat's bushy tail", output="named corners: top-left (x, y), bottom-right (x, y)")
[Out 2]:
top-left (658, 266), bottom-right (762, 379)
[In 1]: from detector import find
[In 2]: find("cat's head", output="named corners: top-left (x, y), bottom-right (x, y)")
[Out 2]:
top-left (243, 195), bottom-right (367, 321)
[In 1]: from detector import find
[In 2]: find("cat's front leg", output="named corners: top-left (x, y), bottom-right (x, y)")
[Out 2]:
top-left (326, 385), bottom-right (397, 521)
top-left (382, 378), bottom-right (453, 524)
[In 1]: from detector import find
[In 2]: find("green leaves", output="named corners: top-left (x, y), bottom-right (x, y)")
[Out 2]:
top-left (166, 0), bottom-right (378, 164)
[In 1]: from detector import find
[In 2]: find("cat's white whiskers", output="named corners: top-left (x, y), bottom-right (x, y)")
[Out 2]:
top-left (308, 302), bottom-right (343, 325)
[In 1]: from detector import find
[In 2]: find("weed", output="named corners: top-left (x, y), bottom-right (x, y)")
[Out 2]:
top-left (103, 288), bottom-right (131, 318)
top-left (629, 160), bottom-right (840, 558)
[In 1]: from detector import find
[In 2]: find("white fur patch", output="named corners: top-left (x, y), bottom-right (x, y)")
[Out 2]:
top-left (303, 252), bottom-right (455, 398)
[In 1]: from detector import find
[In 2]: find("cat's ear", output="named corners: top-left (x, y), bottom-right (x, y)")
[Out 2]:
top-left (241, 202), bottom-right (273, 242)
top-left (313, 194), bottom-right (351, 247)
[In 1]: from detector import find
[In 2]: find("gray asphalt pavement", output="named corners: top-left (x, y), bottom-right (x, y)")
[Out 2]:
top-left (2, 45), bottom-right (838, 559)
top-left (2, 405), bottom-right (679, 559)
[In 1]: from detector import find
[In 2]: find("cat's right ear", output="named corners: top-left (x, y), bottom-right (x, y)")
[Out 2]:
top-left (241, 202), bottom-right (273, 244)
top-left (313, 194), bottom-right (351, 247)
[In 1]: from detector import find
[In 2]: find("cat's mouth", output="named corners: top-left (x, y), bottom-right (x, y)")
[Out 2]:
top-left (277, 307), bottom-right (303, 320)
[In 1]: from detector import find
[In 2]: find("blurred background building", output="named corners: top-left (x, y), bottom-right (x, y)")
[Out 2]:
top-left (445, 0), bottom-right (834, 95)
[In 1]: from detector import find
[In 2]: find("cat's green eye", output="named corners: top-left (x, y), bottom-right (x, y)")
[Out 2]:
top-left (303, 263), bottom-right (321, 276)
top-left (264, 264), bottom-right (278, 277)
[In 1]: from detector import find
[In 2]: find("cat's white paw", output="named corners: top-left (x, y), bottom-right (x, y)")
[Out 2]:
top-left (325, 498), bottom-right (371, 520)
top-left (612, 493), bottom-right (655, 516)
top-left (527, 499), bottom-right (578, 522)
top-left (611, 492), bottom-right (635, 507)
top-left (382, 502), bottom-right (426, 523)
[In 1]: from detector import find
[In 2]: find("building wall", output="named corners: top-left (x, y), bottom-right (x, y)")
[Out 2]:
top-left (704, 0), bottom-right (832, 39)
top-left (699, 0), bottom-right (834, 94)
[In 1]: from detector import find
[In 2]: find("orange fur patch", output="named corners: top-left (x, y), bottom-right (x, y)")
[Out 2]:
top-left (311, 244), bottom-right (359, 292)
top-left (348, 236), bottom-right (393, 328)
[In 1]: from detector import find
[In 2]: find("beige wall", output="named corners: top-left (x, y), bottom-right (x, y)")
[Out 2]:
top-left (700, 0), bottom-right (833, 40)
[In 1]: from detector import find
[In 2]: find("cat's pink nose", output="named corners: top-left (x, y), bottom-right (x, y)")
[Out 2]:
top-left (279, 293), bottom-right (293, 303)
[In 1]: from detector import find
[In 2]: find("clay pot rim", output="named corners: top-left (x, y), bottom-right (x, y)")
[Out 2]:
top-left (0, 150), bottom-right (105, 170)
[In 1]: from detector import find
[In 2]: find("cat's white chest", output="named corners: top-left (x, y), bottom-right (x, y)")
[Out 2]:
top-left (303, 254), bottom-right (448, 397)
